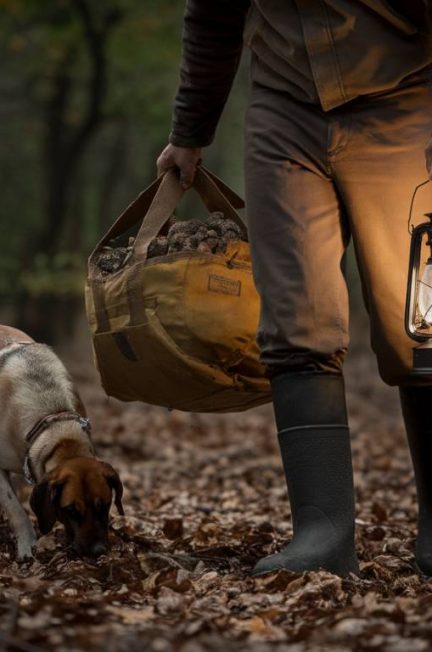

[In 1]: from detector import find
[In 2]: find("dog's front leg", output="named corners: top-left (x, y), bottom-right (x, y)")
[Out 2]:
top-left (0, 471), bottom-right (36, 560)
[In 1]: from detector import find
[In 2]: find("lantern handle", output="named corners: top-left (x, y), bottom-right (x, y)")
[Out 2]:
top-left (407, 179), bottom-right (430, 234)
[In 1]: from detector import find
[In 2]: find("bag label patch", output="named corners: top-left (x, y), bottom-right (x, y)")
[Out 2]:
top-left (208, 274), bottom-right (241, 296)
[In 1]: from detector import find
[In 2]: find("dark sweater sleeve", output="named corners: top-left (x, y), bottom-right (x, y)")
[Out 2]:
top-left (169, 0), bottom-right (251, 148)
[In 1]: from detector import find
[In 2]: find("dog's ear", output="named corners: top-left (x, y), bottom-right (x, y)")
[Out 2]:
top-left (30, 479), bottom-right (62, 534)
top-left (102, 464), bottom-right (124, 516)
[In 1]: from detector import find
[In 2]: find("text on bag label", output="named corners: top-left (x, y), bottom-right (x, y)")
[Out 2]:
top-left (208, 274), bottom-right (241, 296)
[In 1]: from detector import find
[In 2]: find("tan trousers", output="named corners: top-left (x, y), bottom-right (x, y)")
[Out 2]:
top-left (244, 74), bottom-right (432, 385)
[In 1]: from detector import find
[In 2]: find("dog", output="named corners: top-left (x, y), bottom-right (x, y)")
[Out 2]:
top-left (0, 325), bottom-right (124, 560)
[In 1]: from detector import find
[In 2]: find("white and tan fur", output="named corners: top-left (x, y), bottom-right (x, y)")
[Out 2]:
top-left (0, 325), bottom-right (119, 560)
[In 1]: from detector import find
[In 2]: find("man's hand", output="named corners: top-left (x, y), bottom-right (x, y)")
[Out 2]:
top-left (425, 138), bottom-right (432, 180)
top-left (157, 144), bottom-right (202, 189)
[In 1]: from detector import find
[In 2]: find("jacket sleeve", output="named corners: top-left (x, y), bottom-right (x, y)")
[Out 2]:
top-left (169, 0), bottom-right (251, 148)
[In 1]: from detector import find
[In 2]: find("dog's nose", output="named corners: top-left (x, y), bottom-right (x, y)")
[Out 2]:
top-left (90, 542), bottom-right (108, 557)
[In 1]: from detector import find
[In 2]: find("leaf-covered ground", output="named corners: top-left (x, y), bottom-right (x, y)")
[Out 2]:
top-left (1, 327), bottom-right (432, 652)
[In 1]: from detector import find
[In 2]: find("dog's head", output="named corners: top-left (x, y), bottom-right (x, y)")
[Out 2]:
top-left (30, 457), bottom-right (124, 557)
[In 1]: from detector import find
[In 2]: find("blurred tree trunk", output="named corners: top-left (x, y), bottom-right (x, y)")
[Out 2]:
top-left (41, 0), bottom-right (121, 256)
top-left (98, 124), bottom-right (128, 232)
top-left (17, 0), bottom-right (122, 343)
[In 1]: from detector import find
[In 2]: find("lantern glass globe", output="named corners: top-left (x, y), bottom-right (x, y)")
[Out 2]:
top-left (418, 260), bottom-right (432, 325)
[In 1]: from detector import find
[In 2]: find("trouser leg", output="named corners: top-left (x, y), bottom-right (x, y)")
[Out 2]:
top-left (330, 78), bottom-right (432, 385)
top-left (331, 76), bottom-right (432, 574)
top-left (244, 84), bottom-right (358, 576)
top-left (244, 83), bottom-right (350, 376)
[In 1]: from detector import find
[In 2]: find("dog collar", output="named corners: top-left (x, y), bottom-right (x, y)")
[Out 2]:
top-left (23, 412), bottom-right (92, 485)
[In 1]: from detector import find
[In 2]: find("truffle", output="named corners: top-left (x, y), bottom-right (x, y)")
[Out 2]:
top-left (147, 236), bottom-right (169, 258)
top-left (95, 247), bottom-right (129, 275)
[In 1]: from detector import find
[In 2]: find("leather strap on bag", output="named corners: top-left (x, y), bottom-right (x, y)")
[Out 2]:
top-left (193, 167), bottom-right (246, 229)
top-left (132, 170), bottom-right (185, 259)
top-left (87, 174), bottom-right (165, 280)
top-left (198, 167), bottom-right (245, 210)
top-left (92, 280), bottom-right (110, 332)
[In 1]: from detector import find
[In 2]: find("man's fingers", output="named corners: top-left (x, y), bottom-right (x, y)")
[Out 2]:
top-left (156, 144), bottom-right (202, 186)
top-left (157, 159), bottom-right (194, 188)
top-left (179, 164), bottom-right (196, 189)
top-left (156, 151), bottom-right (173, 177)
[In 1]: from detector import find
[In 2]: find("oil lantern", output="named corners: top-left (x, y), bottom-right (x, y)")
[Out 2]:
top-left (405, 212), bottom-right (432, 372)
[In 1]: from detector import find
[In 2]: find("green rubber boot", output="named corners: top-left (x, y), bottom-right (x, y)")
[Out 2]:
top-left (399, 385), bottom-right (432, 576)
top-left (252, 372), bottom-right (359, 577)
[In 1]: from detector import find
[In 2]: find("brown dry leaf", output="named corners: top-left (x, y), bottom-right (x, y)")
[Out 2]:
top-left (332, 618), bottom-right (370, 637)
top-left (253, 569), bottom-right (305, 593)
top-left (106, 605), bottom-right (154, 624)
top-left (142, 568), bottom-right (192, 596)
top-left (162, 517), bottom-right (184, 540)
top-left (230, 615), bottom-right (286, 641)
top-left (371, 501), bottom-right (388, 523)
top-left (18, 607), bottom-right (53, 630)
top-left (111, 515), bottom-right (160, 539)
top-left (156, 587), bottom-right (189, 615)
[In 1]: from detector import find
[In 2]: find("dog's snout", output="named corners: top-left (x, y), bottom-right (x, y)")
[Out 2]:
top-left (90, 542), bottom-right (108, 557)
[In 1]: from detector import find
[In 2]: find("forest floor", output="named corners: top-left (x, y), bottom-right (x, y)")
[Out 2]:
top-left (1, 320), bottom-right (432, 652)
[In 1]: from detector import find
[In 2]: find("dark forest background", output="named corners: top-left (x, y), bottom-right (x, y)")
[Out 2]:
top-left (0, 0), bottom-right (258, 344)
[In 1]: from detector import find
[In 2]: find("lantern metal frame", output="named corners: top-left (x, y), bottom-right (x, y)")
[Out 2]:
top-left (405, 212), bottom-right (432, 372)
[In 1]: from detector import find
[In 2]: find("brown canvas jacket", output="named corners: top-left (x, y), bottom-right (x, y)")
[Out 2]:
top-left (169, 0), bottom-right (432, 149)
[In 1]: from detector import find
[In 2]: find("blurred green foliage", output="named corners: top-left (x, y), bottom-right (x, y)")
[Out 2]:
top-left (21, 252), bottom-right (85, 296)
top-left (0, 0), bottom-right (249, 308)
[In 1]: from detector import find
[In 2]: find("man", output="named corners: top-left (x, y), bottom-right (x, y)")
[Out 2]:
top-left (157, 1), bottom-right (432, 577)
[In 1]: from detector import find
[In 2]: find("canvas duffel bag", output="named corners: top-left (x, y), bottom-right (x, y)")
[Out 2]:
top-left (85, 166), bottom-right (271, 412)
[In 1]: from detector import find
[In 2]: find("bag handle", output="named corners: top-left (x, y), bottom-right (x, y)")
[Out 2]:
top-left (132, 165), bottom-right (247, 261)
top-left (132, 169), bottom-right (185, 259)
top-left (196, 166), bottom-right (245, 212)
top-left (88, 165), bottom-right (248, 274)
top-left (87, 174), bottom-right (165, 278)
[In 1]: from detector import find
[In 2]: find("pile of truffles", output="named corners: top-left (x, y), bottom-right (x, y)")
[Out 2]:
top-left (95, 212), bottom-right (245, 275)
